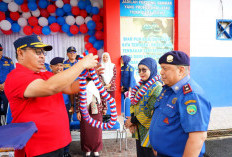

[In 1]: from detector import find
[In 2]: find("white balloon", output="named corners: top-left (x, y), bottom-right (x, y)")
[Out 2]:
top-left (55, 0), bottom-right (64, 8)
top-left (22, 12), bottom-right (31, 19)
top-left (70, 0), bottom-right (78, 6)
top-left (92, 2), bottom-right (101, 9)
top-left (38, 17), bottom-right (48, 27)
top-left (18, 17), bottom-right (28, 27)
top-left (31, 9), bottom-right (40, 17)
top-left (75, 16), bottom-right (84, 25)
top-left (97, 49), bottom-right (104, 59)
top-left (0, 20), bottom-right (11, 31)
top-left (8, 2), bottom-right (19, 12)
top-left (84, 16), bottom-right (92, 24)
top-left (3, 0), bottom-right (12, 3)
top-left (66, 16), bottom-right (75, 25)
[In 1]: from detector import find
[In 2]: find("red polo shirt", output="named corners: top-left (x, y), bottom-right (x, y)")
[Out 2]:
top-left (4, 63), bottom-right (71, 157)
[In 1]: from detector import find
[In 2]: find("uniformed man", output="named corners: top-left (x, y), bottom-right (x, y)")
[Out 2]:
top-left (0, 44), bottom-right (14, 125)
top-left (149, 51), bottom-right (211, 157)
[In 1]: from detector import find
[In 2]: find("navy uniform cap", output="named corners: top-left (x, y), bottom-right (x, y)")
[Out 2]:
top-left (159, 51), bottom-right (190, 66)
top-left (67, 46), bottom-right (77, 53)
top-left (13, 35), bottom-right (52, 51)
top-left (50, 57), bottom-right (64, 65)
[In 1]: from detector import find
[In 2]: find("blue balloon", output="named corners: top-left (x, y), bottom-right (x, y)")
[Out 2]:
top-left (87, 20), bottom-right (96, 30)
top-left (86, 5), bottom-right (92, 14)
top-left (85, 0), bottom-right (91, 6)
top-left (11, 23), bottom-right (21, 33)
top-left (93, 41), bottom-right (103, 50)
top-left (67, 31), bottom-right (74, 36)
top-left (92, 7), bottom-right (99, 15)
top-left (89, 36), bottom-right (96, 44)
top-left (48, 16), bottom-right (56, 25)
top-left (14, 0), bottom-right (24, 5)
top-left (63, 4), bottom-right (71, 13)
top-left (78, 1), bottom-right (86, 10)
top-left (66, 12), bottom-right (73, 16)
top-left (39, 0), bottom-right (48, 9)
top-left (57, 17), bottom-right (65, 25)
top-left (28, 2), bottom-right (37, 11)
top-left (28, 0), bottom-right (36, 2)
top-left (6, 18), bottom-right (14, 24)
top-left (88, 30), bottom-right (96, 36)
top-left (56, 8), bottom-right (65, 17)
top-left (62, 24), bottom-right (70, 33)
top-left (42, 26), bottom-right (51, 35)
top-left (0, 2), bottom-right (8, 12)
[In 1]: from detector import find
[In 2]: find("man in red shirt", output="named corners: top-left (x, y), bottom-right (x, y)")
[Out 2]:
top-left (4, 35), bottom-right (98, 157)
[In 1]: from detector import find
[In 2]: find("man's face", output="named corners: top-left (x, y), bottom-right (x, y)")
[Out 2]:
top-left (160, 63), bottom-right (182, 87)
top-left (102, 54), bottom-right (109, 63)
top-left (0, 49), bottom-right (3, 58)
top-left (51, 63), bottom-right (64, 74)
top-left (67, 51), bottom-right (77, 61)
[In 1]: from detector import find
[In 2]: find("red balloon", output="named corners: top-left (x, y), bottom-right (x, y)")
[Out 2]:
top-left (95, 31), bottom-right (104, 40)
top-left (28, 16), bottom-right (38, 26)
top-left (92, 15), bottom-right (100, 22)
top-left (89, 47), bottom-right (97, 55)
top-left (95, 22), bottom-right (103, 31)
top-left (0, 12), bottom-right (6, 21)
top-left (21, 3), bottom-right (29, 12)
top-left (85, 42), bottom-right (93, 50)
top-left (80, 10), bottom-right (87, 18)
top-left (70, 25), bottom-right (79, 34)
top-left (23, 26), bottom-right (33, 35)
top-left (99, 8), bottom-right (104, 17)
top-left (47, 4), bottom-right (56, 13)
top-left (63, 0), bottom-right (70, 4)
top-left (80, 24), bottom-right (88, 34)
top-left (33, 25), bottom-right (42, 35)
top-left (10, 12), bottom-right (20, 21)
top-left (84, 35), bottom-right (90, 42)
top-left (1, 29), bottom-right (12, 35)
top-left (40, 9), bottom-right (49, 18)
top-left (71, 6), bottom-right (80, 16)
top-left (50, 23), bottom-right (61, 32)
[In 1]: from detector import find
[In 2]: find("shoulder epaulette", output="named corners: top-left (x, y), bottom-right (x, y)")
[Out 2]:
top-left (183, 84), bottom-right (192, 94)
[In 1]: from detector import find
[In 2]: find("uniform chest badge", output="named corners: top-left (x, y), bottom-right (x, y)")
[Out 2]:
top-left (187, 104), bottom-right (197, 115)
top-left (4, 61), bottom-right (8, 64)
top-left (172, 98), bottom-right (177, 104)
top-left (183, 84), bottom-right (192, 94)
top-left (163, 117), bottom-right (169, 124)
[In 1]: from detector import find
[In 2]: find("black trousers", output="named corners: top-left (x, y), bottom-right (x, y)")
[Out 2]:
top-left (136, 139), bottom-right (156, 157)
top-left (0, 91), bottom-right (8, 125)
top-left (35, 148), bottom-right (64, 157)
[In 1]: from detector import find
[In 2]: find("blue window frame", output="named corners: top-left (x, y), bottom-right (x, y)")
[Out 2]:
top-left (216, 19), bottom-right (232, 40)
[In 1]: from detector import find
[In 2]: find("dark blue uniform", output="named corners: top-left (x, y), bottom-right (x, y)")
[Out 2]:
top-left (149, 75), bottom-right (211, 157)
top-left (63, 59), bottom-right (78, 70)
top-left (121, 64), bottom-right (136, 91)
top-left (0, 56), bottom-right (14, 121)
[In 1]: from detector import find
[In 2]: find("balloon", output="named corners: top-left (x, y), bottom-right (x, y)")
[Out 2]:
top-left (57, 16), bottom-right (65, 25)
top-left (14, 0), bottom-right (24, 5)
top-left (47, 4), bottom-right (56, 13)
top-left (28, 0), bottom-right (36, 2)
top-left (62, 23), bottom-right (70, 33)
top-left (80, 10), bottom-right (87, 18)
top-left (87, 29), bottom-right (95, 36)
top-left (11, 23), bottom-right (21, 32)
top-left (66, 16), bottom-right (75, 25)
top-left (50, 13), bottom-right (56, 16)
top-left (0, 12), bottom-right (6, 21)
top-left (88, 36), bottom-right (96, 44)
top-left (92, 14), bottom-right (100, 22)
top-left (84, 35), bottom-right (90, 42)
top-left (55, 0), bottom-right (64, 8)
top-left (6, 17), bottom-right (14, 24)
top-left (0, 2), bottom-right (8, 12)
top-left (87, 20), bottom-right (96, 30)
top-left (85, 42), bottom-right (93, 50)
top-left (70, 25), bottom-right (79, 34)
top-left (63, 4), bottom-right (71, 13)
top-left (28, 16), bottom-right (38, 26)
top-left (63, 0), bottom-right (70, 4)
top-left (56, 8), bottom-right (64, 17)
top-left (84, 16), bottom-right (92, 24)
top-left (86, 5), bottom-right (92, 14)
top-left (95, 30), bottom-right (104, 40)
top-left (92, 2), bottom-right (101, 9)
top-left (75, 16), bottom-right (84, 25)
top-left (18, 17), bottom-right (27, 27)
top-left (21, 3), bottom-right (29, 12)
top-left (23, 25), bottom-right (33, 35)
top-left (80, 24), bottom-right (88, 34)
top-left (40, 9), bottom-right (49, 18)
top-left (78, 1), bottom-right (86, 10)
top-left (50, 23), bottom-right (60, 32)
top-left (1, 29), bottom-right (12, 35)
top-left (0, 20), bottom-right (11, 31)
top-left (28, 2), bottom-right (37, 11)
top-left (10, 12), bottom-right (20, 21)
top-left (38, 17), bottom-right (48, 27)
top-left (93, 41), bottom-right (103, 50)
top-left (99, 8), bottom-right (104, 17)
top-left (92, 7), bottom-right (99, 15)
top-left (95, 22), bottom-right (103, 31)
top-left (38, 0), bottom-right (48, 9)
top-left (42, 26), bottom-right (51, 35)
top-left (22, 12), bottom-right (31, 19)
top-left (8, 2), bottom-right (19, 12)
top-left (48, 16), bottom-right (56, 24)
top-left (70, 0), bottom-right (78, 6)
top-left (66, 30), bottom-right (74, 36)
top-left (31, 9), bottom-right (40, 17)
top-left (33, 25), bottom-right (42, 35)
top-left (89, 47), bottom-right (97, 55)
top-left (85, 0), bottom-right (91, 5)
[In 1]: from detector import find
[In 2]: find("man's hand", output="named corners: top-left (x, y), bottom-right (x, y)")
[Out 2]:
top-left (81, 53), bottom-right (98, 69)
top-left (125, 116), bottom-right (133, 128)
top-left (102, 110), bottom-right (107, 115)
top-left (121, 86), bottom-right (124, 92)
top-left (129, 125), bottom-right (137, 134)
top-left (152, 148), bottom-right (157, 156)
top-left (76, 112), bottom-right (81, 121)
top-left (69, 106), bottom-right (74, 114)
top-left (95, 64), bottom-right (104, 75)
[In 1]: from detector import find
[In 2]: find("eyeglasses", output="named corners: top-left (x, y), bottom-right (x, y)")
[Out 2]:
top-left (68, 51), bottom-right (76, 54)
top-left (138, 68), bottom-right (147, 73)
top-left (22, 48), bottom-right (47, 56)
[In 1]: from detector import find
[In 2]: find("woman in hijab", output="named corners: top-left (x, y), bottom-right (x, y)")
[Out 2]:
top-left (99, 52), bottom-right (116, 98)
top-left (125, 57), bottom-right (163, 157)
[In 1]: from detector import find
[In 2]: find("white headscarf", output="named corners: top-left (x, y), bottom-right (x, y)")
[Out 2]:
top-left (86, 80), bottom-right (101, 105)
top-left (100, 52), bottom-right (115, 84)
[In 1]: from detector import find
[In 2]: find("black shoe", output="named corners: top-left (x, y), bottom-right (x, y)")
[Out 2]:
top-left (63, 152), bottom-right (71, 157)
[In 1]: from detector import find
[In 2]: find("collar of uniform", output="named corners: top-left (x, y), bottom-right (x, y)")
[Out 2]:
top-left (16, 63), bottom-right (38, 74)
top-left (171, 75), bottom-right (190, 93)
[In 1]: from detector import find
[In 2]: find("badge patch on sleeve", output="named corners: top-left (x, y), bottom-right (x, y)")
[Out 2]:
top-left (187, 104), bottom-right (197, 115)
top-left (183, 84), bottom-right (192, 94)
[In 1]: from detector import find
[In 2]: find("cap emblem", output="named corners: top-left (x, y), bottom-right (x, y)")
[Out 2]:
top-left (167, 55), bottom-right (173, 62)
top-left (37, 36), bottom-right (42, 42)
